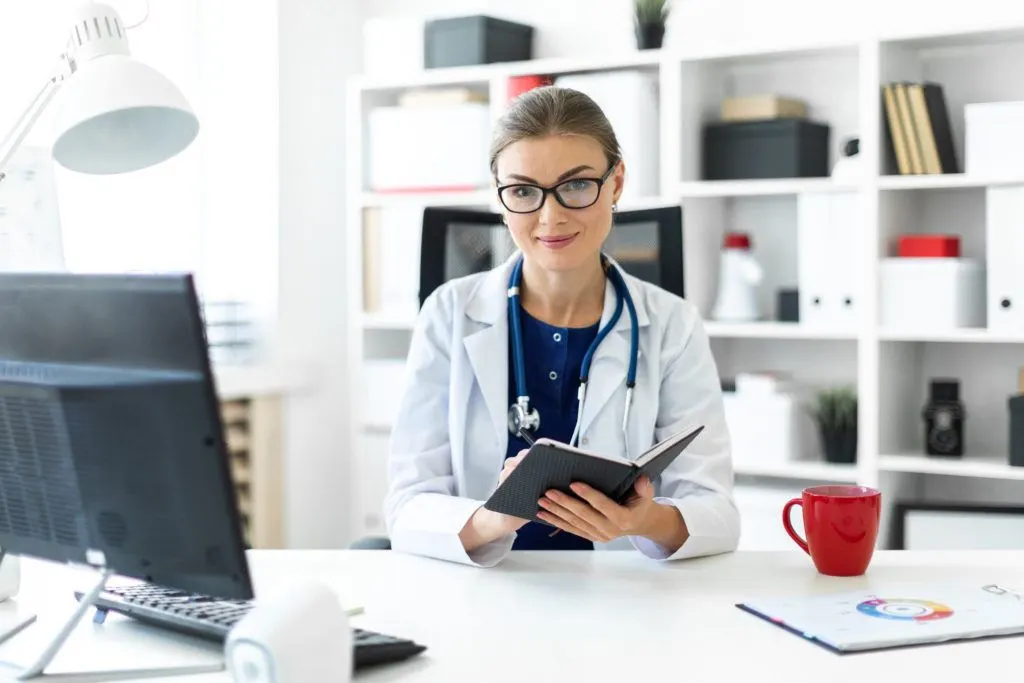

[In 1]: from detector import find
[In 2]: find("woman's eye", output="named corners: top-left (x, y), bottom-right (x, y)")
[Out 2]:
top-left (562, 179), bottom-right (590, 192)
top-left (512, 187), bottom-right (537, 199)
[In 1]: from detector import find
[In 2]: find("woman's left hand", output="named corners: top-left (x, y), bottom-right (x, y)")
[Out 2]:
top-left (536, 476), bottom-right (688, 551)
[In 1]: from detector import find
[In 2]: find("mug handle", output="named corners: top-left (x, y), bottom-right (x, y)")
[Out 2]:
top-left (782, 498), bottom-right (809, 555)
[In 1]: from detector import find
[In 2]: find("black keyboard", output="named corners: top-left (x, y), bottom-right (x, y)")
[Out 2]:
top-left (75, 584), bottom-right (426, 669)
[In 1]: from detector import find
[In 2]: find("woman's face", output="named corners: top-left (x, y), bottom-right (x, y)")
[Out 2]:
top-left (495, 134), bottom-right (624, 275)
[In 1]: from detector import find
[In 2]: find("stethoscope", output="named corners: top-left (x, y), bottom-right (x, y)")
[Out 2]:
top-left (506, 253), bottom-right (640, 455)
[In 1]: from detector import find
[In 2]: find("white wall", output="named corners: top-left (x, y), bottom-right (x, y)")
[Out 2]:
top-left (277, 0), bottom-right (364, 548)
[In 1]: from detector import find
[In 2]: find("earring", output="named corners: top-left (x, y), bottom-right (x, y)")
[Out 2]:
top-left (612, 203), bottom-right (618, 212)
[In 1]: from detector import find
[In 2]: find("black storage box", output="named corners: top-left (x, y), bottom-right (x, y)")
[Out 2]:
top-left (424, 16), bottom-right (534, 69)
top-left (702, 119), bottom-right (831, 180)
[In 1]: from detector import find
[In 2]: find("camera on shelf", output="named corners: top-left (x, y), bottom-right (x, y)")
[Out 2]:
top-left (922, 379), bottom-right (965, 457)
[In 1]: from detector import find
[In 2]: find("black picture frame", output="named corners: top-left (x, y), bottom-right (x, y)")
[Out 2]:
top-left (892, 502), bottom-right (1024, 550)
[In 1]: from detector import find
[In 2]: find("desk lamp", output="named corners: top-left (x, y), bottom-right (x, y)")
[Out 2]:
top-left (0, 1), bottom-right (200, 678)
top-left (0, 0), bottom-right (198, 180)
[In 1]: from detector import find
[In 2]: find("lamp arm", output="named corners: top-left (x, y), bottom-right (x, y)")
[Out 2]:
top-left (0, 71), bottom-right (66, 183)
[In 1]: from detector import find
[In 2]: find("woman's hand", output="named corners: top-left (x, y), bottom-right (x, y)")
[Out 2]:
top-left (459, 451), bottom-right (530, 552)
top-left (536, 476), bottom-right (689, 553)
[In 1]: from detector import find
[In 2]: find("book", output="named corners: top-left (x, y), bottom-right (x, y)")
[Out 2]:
top-left (737, 582), bottom-right (1024, 653)
top-left (881, 81), bottom-right (958, 175)
top-left (483, 425), bottom-right (704, 524)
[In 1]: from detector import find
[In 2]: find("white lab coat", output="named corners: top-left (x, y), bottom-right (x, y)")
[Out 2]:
top-left (384, 253), bottom-right (740, 567)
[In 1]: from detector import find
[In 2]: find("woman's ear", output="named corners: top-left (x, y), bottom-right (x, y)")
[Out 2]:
top-left (612, 159), bottom-right (626, 205)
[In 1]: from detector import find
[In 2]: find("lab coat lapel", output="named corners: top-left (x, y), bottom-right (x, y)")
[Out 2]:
top-left (462, 256), bottom-right (515, 456)
top-left (576, 262), bottom-right (650, 447)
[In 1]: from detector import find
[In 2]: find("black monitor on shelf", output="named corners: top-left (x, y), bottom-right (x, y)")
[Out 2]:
top-left (418, 204), bottom-right (685, 307)
top-left (0, 272), bottom-right (252, 601)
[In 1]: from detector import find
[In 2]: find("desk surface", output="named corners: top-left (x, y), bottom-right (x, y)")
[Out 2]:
top-left (3, 549), bottom-right (1024, 682)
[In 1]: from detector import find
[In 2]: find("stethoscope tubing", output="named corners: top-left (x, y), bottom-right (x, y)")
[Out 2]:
top-left (507, 253), bottom-right (639, 453)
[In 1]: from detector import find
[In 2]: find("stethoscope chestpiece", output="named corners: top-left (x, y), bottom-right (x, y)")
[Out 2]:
top-left (507, 396), bottom-right (540, 438)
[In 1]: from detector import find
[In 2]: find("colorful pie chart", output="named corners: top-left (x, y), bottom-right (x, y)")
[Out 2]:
top-left (857, 598), bottom-right (954, 622)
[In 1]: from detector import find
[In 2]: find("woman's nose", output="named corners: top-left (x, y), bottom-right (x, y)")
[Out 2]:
top-left (537, 192), bottom-right (567, 225)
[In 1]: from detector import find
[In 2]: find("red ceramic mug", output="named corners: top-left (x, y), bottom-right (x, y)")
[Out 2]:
top-left (783, 485), bottom-right (881, 577)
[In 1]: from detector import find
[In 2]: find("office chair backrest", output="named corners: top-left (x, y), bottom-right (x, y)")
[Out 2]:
top-left (418, 204), bottom-right (684, 307)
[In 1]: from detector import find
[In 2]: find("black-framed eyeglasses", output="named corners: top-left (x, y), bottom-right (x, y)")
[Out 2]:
top-left (495, 162), bottom-right (617, 214)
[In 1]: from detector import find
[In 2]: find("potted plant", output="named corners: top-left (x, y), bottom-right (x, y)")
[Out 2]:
top-left (634, 0), bottom-right (670, 50)
top-left (809, 386), bottom-right (858, 464)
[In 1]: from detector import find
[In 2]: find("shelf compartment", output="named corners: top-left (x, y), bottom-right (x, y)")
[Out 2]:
top-left (736, 461), bottom-right (859, 483)
top-left (704, 321), bottom-right (857, 340)
top-left (880, 453), bottom-right (1024, 481)
top-left (678, 178), bottom-right (858, 198)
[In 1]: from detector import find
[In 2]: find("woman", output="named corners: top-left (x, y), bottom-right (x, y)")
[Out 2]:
top-left (384, 86), bottom-right (739, 567)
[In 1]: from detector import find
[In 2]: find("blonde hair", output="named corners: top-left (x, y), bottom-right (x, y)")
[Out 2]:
top-left (489, 86), bottom-right (622, 176)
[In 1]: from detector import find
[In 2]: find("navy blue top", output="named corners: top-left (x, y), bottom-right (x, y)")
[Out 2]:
top-left (506, 306), bottom-right (600, 551)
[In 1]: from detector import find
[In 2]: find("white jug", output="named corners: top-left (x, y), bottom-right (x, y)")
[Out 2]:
top-left (711, 233), bottom-right (763, 322)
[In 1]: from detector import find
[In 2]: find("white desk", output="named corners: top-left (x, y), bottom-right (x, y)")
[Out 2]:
top-left (2, 549), bottom-right (1024, 681)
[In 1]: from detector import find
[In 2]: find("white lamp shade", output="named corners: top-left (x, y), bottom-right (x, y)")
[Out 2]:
top-left (51, 54), bottom-right (199, 175)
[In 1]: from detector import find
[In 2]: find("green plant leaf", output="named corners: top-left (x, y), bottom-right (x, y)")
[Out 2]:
top-left (808, 386), bottom-right (858, 432)
top-left (635, 0), bottom-right (671, 23)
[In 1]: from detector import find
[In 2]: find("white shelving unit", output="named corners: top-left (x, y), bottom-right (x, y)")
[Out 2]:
top-left (346, 24), bottom-right (1024, 544)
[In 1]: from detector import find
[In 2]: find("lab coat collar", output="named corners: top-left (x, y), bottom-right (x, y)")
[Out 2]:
top-left (463, 251), bottom-right (651, 454)
top-left (464, 252), bottom-right (651, 329)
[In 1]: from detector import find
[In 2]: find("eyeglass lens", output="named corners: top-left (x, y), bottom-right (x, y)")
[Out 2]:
top-left (500, 179), bottom-right (601, 213)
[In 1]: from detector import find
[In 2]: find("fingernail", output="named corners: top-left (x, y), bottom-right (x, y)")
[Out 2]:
top-left (570, 483), bottom-right (583, 493)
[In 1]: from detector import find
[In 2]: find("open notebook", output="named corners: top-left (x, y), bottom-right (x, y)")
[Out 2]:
top-left (738, 582), bottom-right (1024, 653)
top-left (484, 425), bottom-right (704, 525)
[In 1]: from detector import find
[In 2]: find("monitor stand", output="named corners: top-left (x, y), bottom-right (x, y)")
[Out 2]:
top-left (0, 565), bottom-right (224, 681)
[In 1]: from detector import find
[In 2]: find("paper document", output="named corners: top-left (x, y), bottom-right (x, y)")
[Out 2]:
top-left (738, 582), bottom-right (1024, 653)
top-left (0, 146), bottom-right (64, 272)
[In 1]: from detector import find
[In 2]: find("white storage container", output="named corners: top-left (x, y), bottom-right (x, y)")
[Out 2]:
top-left (722, 390), bottom-right (816, 469)
top-left (965, 101), bottom-right (1024, 178)
top-left (797, 191), bottom-right (862, 329)
top-left (879, 258), bottom-right (985, 331)
top-left (553, 71), bottom-right (660, 202)
top-left (367, 103), bottom-right (492, 192)
top-left (986, 185), bottom-right (1024, 333)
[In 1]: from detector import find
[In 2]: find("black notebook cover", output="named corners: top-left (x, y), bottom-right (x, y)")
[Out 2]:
top-left (484, 425), bottom-right (705, 524)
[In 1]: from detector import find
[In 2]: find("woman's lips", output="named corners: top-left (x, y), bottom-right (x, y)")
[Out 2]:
top-left (536, 233), bottom-right (578, 250)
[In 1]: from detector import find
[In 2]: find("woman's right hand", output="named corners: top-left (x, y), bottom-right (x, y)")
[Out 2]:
top-left (459, 451), bottom-right (530, 551)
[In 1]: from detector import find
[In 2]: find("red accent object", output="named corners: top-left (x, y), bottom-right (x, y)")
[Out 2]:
top-left (723, 232), bottom-right (751, 249)
top-left (897, 235), bottom-right (960, 258)
top-left (507, 75), bottom-right (552, 102)
top-left (783, 485), bottom-right (881, 577)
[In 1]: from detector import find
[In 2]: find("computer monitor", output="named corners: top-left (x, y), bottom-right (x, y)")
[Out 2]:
top-left (0, 272), bottom-right (252, 602)
top-left (418, 204), bottom-right (684, 307)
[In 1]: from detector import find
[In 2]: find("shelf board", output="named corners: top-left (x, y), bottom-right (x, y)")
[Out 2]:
top-left (878, 173), bottom-right (1024, 190)
top-left (880, 453), bottom-right (1024, 481)
top-left (735, 461), bottom-right (859, 482)
top-left (878, 327), bottom-right (1024, 344)
top-left (704, 321), bottom-right (857, 340)
top-left (362, 311), bottom-right (418, 330)
top-left (678, 178), bottom-right (858, 198)
top-left (360, 190), bottom-right (495, 209)
top-left (353, 50), bottom-right (666, 92)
